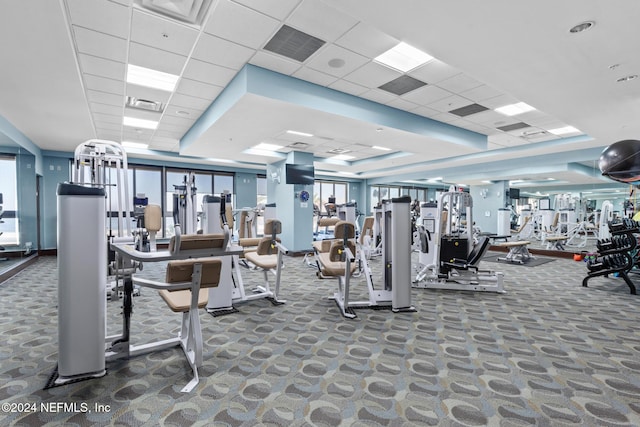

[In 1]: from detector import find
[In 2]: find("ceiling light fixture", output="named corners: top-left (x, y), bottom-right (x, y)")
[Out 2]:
top-left (372, 145), bottom-right (391, 151)
top-left (123, 116), bottom-right (159, 130)
top-left (569, 21), bottom-right (595, 33)
top-left (330, 154), bottom-right (355, 161)
top-left (127, 64), bottom-right (180, 92)
top-left (494, 102), bottom-right (536, 116)
top-left (253, 142), bottom-right (283, 151)
top-left (548, 125), bottom-right (580, 135)
top-left (286, 130), bottom-right (313, 137)
top-left (121, 141), bottom-right (149, 149)
top-left (374, 42), bottom-right (434, 73)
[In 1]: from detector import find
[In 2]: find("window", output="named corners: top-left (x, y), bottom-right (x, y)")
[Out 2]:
top-left (315, 180), bottom-right (348, 216)
top-left (0, 156), bottom-right (18, 246)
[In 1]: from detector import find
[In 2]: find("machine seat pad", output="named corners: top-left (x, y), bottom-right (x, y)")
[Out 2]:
top-left (318, 217), bottom-right (340, 227)
top-left (546, 236), bottom-right (567, 241)
top-left (159, 288), bottom-right (209, 313)
top-left (313, 240), bottom-right (333, 253)
top-left (245, 252), bottom-right (278, 270)
top-left (496, 240), bottom-right (531, 247)
top-left (317, 252), bottom-right (357, 276)
top-left (169, 234), bottom-right (226, 254)
top-left (239, 237), bottom-right (262, 247)
top-left (165, 258), bottom-right (222, 287)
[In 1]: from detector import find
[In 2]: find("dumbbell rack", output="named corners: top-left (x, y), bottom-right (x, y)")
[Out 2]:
top-left (582, 219), bottom-right (639, 295)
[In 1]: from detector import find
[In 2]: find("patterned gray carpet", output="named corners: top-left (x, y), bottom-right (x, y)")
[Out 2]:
top-left (1, 252), bottom-right (640, 426)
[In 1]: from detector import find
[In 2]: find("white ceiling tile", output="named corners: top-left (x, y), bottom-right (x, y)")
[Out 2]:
top-left (66, 0), bottom-right (130, 39)
top-left (328, 79), bottom-right (368, 96)
top-left (123, 107), bottom-right (162, 121)
top-left (109, 0), bottom-right (131, 6)
top-left (94, 118), bottom-right (121, 128)
top-left (84, 74), bottom-right (124, 95)
top-left (176, 78), bottom-right (223, 100)
top-left (437, 73), bottom-right (484, 93)
top-left (87, 89), bottom-right (124, 106)
top-left (90, 102), bottom-right (122, 116)
top-left (431, 112), bottom-right (462, 124)
top-left (192, 33), bottom-right (255, 69)
top-left (360, 89), bottom-right (396, 105)
top-left (130, 9), bottom-right (199, 56)
top-left (157, 120), bottom-right (193, 133)
top-left (480, 94), bottom-right (520, 109)
top-left (92, 113), bottom-right (122, 126)
top-left (150, 135), bottom-right (180, 145)
top-left (412, 105), bottom-right (440, 118)
top-left (409, 59), bottom-right (460, 85)
top-left (154, 129), bottom-right (185, 139)
top-left (231, 0), bottom-right (302, 20)
top-left (428, 95), bottom-right (472, 113)
top-left (96, 130), bottom-right (122, 140)
top-left (386, 98), bottom-right (419, 112)
top-left (343, 61), bottom-right (401, 88)
top-left (402, 85), bottom-right (452, 105)
top-left (249, 51), bottom-right (302, 75)
top-left (462, 109), bottom-right (509, 126)
top-left (292, 67), bottom-right (337, 86)
top-left (78, 53), bottom-right (125, 81)
top-left (73, 26), bottom-right (127, 63)
top-left (459, 84), bottom-right (504, 103)
top-left (128, 42), bottom-right (187, 75)
top-left (203, 0), bottom-right (280, 49)
top-left (122, 129), bottom-right (154, 140)
top-left (287, 0), bottom-right (358, 42)
top-left (161, 115), bottom-right (196, 127)
top-left (306, 44), bottom-right (369, 78)
top-left (335, 21), bottom-right (398, 59)
top-left (170, 93), bottom-right (210, 111)
top-left (125, 83), bottom-right (172, 104)
top-left (164, 104), bottom-right (205, 119)
top-left (182, 58), bottom-right (238, 86)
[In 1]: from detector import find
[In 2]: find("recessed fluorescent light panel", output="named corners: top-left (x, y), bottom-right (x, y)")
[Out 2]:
top-left (372, 145), bottom-right (391, 151)
top-left (253, 142), bottom-right (283, 151)
top-left (548, 125), bottom-right (580, 135)
top-left (374, 42), bottom-right (434, 72)
top-left (123, 116), bottom-right (158, 130)
top-left (121, 141), bottom-right (149, 149)
top-left (331, 154), bottom-right (355, 161)
top-left (495, 102), bottom-right (536, 116)
top-left (286, 130), bottom-right (313, 137)
top-left (127, 64), bottom-right (179, 92)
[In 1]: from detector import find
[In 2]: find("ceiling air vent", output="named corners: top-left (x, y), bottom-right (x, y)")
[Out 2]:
top-left (378, 75), bottom-right (427, 96)
top-left (497, 122), bottom-right (530, 132)
top-left (263, 25), bottom-right (325, 62)
top-left (327, 148), bottom-right (351, 154)
top-left (126, 96), bottom-right (164, 112)
top-left (135, 0), bottom-right (213, 26)
top-left (449, 103), bottom-right (489, 117)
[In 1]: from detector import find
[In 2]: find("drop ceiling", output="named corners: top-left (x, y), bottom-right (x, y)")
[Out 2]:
top-left (1, 0), bottom-right (639, 196)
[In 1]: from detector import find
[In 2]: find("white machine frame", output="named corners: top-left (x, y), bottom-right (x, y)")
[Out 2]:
top-left (413, 191), bottom-right (505, 293)
top-left (330, 197), bottom-right (416, 318)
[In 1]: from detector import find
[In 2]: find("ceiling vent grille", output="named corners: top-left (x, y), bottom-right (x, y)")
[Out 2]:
top-left (264, 25), bottom-right (325, 62)
top-left (126, 96), bottom-right (164, 112)
top-left (378, 75), bottom-right (427, 96)
top-left (327, 148), bottom-right (351, 154)
top-left (497, 122), bottom-right (530, 132)
top-left (449, 103), bottom-right (488, 117)
top-left (135, 0), bottom-right (213, 26)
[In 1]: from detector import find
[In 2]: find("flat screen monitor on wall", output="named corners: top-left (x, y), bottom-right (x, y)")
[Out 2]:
top-left (285, 164), bottom-right (314, 185)
top-left (508, 188), bottom-right (520, 199)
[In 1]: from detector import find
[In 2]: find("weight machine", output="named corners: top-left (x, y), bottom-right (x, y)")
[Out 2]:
top-left (413, 191), bottom-right (504, 293)
top-left (172, 172), bottom-right (198, 235)
top-left (203, 194), bottom-right (286, 314)
top-left (328, 196), bottom-right (416, 318)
